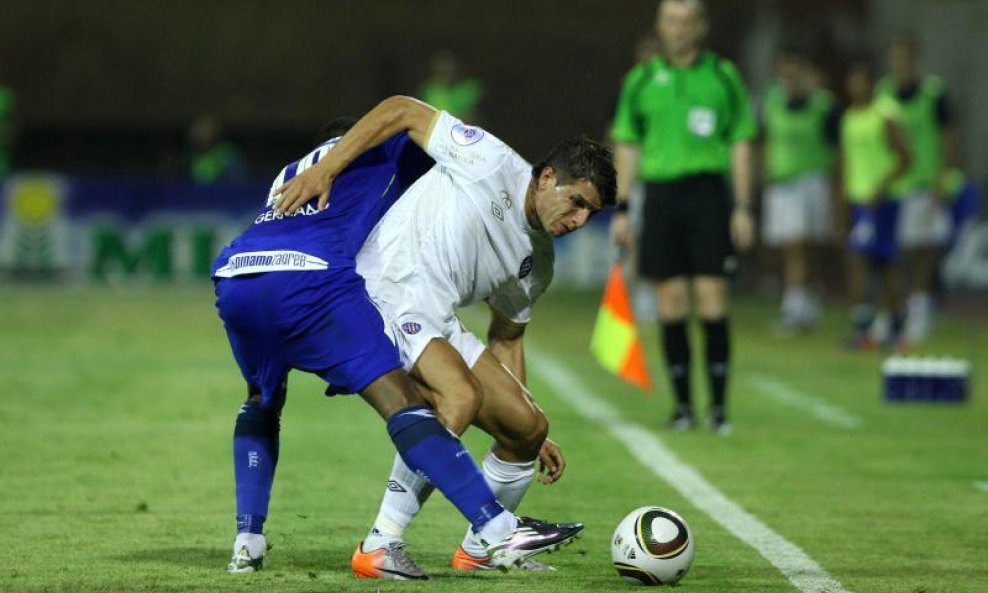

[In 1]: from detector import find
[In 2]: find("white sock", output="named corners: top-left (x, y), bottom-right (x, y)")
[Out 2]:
top-left (870, 311), bottom-right (891, 343)
top-left (781, 287), bottom-right (797, 317)
top-left (233, 532), bottom-right (266, 558)
top-left (363, 454), bottom-right (434, 550)
top-left (476, 509), bottom-right (518, 548)
top-left (905, 292), bottom-right (932, 342)
top-left (461, 451), bottom-right (535, 557)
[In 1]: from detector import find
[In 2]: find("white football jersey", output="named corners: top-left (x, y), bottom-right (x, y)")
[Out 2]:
top-left (356, 111), bottom-right (554, 348)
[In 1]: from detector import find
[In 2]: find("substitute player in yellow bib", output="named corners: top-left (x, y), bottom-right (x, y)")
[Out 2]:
top-left (838, 61), bottom-right (911, 350)
top-left (877, 34), bottom-right (957, 345)
top-left (760, 48), bottom-right (840, 334)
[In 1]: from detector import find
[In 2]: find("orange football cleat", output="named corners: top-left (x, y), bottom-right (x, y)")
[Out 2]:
top-left (351, 541), bottom-right (428, 580)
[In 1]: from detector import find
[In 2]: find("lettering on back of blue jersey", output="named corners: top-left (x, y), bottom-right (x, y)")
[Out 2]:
top-left (254, 202), bottom-right (320, 224)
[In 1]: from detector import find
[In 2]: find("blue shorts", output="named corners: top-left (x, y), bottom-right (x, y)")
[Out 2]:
top-left (847, 200), bottom-right (900, 264)
top-left (948, 182), bottom-right (981, 249)
top-left (214, 269), bottom-right (401, 407)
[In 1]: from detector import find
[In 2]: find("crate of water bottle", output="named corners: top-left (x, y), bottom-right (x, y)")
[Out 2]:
top-left (882, 356), bottom-right (970, 402)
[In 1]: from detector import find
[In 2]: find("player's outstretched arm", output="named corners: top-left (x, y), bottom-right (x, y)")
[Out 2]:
top-left (273, 95), bottom-right (438, 214)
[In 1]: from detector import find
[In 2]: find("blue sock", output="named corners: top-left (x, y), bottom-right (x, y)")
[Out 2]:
top-left (233, 401), bottom-right (280, 534)
top-left (386, 405), bottom-right (505, 533)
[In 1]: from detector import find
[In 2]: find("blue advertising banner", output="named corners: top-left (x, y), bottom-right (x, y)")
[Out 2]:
top-left (5, 172), bottom-right (985, 289)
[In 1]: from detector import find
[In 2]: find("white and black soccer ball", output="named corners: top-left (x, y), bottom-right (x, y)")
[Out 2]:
top-left (611, 506), bottom-right (694, 586)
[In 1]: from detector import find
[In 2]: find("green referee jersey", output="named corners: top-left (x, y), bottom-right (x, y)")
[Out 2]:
top-left (612, 51), bottom-right (756, 182)
top-left (876, 75), bottom-right (943, 193)
top-left (762, 84), bottom-right (835, 182)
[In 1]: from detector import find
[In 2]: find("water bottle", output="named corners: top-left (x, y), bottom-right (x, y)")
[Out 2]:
top-left (901, 357), bottom-right (921, 401)
top-left (929, 358), bottom-right (950, 401)
top-left (956, 359), bottom-right (971, 402)
top-left (882, 357), bottom-right (904, 401)
top-left (916, 358), bottom-right (936, 401)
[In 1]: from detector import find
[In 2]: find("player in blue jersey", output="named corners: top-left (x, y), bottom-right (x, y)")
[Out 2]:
top-left (212, 117), bottom-right (583, 577)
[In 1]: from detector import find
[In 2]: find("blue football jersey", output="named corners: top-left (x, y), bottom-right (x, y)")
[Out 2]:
top-left (213, 133), bottom-right (433, 277)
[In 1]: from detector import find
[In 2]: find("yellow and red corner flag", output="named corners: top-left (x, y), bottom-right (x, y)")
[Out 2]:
top-left (590, 263), bottom-right (653, 392)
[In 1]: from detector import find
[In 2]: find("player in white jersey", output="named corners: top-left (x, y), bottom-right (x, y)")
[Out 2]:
top-left (274, 96), bottom-right (617, 577)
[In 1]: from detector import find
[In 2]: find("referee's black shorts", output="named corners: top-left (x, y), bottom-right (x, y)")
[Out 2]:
top-left (637, 173), bottom-right (737, 281)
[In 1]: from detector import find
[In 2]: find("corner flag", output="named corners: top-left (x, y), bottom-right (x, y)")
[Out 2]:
top-left (590, 263), bottom-right (653, 392)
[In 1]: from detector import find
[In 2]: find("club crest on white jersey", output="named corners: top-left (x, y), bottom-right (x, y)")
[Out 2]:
top-left (451, 124), bottom-right (484, 146)
top-left (401, 322), bottom-right (423, 335)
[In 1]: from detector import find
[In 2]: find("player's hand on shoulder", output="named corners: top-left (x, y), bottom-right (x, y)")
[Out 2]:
top-left (537, 438), bottom-right (566, 485)
top-left (273, 167), bottom-right (335, 215)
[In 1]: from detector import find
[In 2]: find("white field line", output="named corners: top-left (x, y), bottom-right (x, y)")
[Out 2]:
top-left (528, 346), bottom-right (852, 593)
top-left (974, 481), bottom-right (988, 493)
top-left (746, 374), bottom-right (863, 430)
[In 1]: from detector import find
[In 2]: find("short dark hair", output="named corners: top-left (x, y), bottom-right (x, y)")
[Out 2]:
top-left (530, 136), bottom-right (617, 207)
top-left (316, 116), bottom-right (358, 144)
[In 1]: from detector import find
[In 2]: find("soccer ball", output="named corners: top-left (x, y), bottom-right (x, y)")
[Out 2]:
top-left (611, 506), bottom-right (694, 586)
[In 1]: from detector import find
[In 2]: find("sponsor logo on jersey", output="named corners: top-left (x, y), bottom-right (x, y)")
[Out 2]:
top-left (451, 123), bottom-right (484, 146)
top-left (688, 107), bottom-right (717, 138)
top-left (518, 255), bottom-right (534, 279)
top-left (401, 321), bottom-right (422, 335)
top-left (499, 190), bottom-right (512, 209)
top-left (491, 201), bottom-right (504, 221)
top-left (214, 250), bottom-right (328, 277)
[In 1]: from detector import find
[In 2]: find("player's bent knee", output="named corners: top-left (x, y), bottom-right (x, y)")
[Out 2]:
top-left (523, 411), bottom-right (550, 454)
top-left (496, 406), bottom-right (548, 459)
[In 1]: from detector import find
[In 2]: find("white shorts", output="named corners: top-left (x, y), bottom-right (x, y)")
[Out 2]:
top-left (392, 310), bottom-right (485, 372)
top-left (897, 190), bottom-right (950, 248)
top-left (377, 284), bottom-right (486, 372)
top-left (762, 173), bottom-right (833, 246)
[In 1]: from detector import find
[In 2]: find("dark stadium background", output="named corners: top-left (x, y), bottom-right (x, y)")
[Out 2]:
top-left (3, 0), bottom-right (984, 186)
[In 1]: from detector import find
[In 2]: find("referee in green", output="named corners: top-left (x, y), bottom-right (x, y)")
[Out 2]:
top-left (610, 0), bottom-right (756, 434)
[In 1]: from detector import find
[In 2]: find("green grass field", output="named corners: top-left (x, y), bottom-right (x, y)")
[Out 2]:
top-left (2, 285), bottom-right (986, 593)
